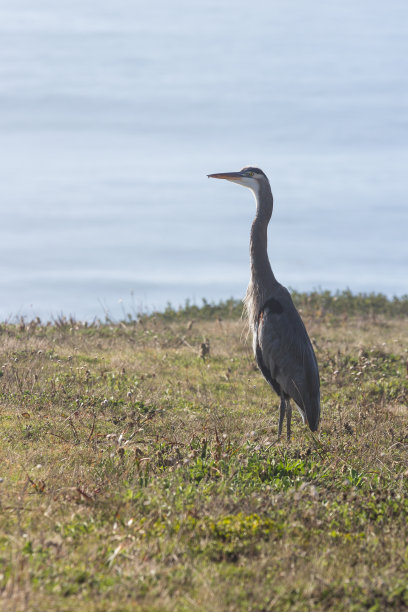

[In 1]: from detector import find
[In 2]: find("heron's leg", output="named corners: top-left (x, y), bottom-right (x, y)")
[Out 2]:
top-left (278, 395), bottom-right (286, 439)
top-left (286, 398), bottom-right (292, 441)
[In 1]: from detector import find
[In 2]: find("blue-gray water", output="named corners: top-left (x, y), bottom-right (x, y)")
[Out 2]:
top-left (1, 0), bottom-right (407, 320)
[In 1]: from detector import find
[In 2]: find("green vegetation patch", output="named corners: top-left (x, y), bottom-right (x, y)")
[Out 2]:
top-left (0, 293), bottom-right (408, 610)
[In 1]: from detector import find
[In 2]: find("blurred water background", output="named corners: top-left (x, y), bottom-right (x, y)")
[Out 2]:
top-left (0, 0), bottom-right (407, 321)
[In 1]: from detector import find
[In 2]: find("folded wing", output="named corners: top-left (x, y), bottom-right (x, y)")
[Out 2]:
top-left (255, 288), bottom-right (320, 431)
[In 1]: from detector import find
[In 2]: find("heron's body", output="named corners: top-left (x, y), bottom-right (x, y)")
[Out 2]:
top-left (208, 166), bottom-right (320, 438)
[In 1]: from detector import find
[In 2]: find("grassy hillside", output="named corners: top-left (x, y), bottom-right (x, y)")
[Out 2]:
top-left (1, 292), bottom-right (408, 610)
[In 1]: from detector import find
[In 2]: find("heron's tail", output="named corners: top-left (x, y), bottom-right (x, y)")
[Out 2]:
top-left (291, 378), bottom-right (320, 432)
top-left (305, 396), bottom-right (320, 432)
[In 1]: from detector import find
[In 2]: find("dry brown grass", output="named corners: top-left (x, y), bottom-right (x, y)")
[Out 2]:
top-left (0, 304), bottom-right (407, 610)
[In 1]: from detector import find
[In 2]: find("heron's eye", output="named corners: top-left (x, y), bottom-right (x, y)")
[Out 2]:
top-left (248, 172), bottom-right (254, 176)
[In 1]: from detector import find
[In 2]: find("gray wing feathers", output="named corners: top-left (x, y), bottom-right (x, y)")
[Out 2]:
top-left (257, 290), bottom-right (320, 429)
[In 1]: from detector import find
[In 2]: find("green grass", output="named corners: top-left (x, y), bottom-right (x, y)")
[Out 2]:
top-left (0, 292), bottom-right (407, 610)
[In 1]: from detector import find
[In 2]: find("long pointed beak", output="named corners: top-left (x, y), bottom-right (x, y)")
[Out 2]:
top-left (207, 172), bottom-right (244, 182)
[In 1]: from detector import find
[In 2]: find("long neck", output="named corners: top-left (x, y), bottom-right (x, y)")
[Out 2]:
top-left (249, 180), bottom-right (276, 288)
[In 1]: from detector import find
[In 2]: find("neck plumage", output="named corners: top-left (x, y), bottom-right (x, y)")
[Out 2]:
top-left (250, 180), bottom-right (275, 287)
top-left (244, 180), bottom-right (276, 330)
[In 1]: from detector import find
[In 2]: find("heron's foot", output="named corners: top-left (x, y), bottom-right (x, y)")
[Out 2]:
top-left (264, 435), bottom-right (283, 450)
top-left (269, 433), bottom-right (289, 445)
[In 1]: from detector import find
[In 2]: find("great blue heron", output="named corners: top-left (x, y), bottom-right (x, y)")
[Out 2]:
top-left (208, 166), bottom-right (320, 439)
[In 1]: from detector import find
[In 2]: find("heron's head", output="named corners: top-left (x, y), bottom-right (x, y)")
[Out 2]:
top-left (207, 166), bottom-right (268, 194)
